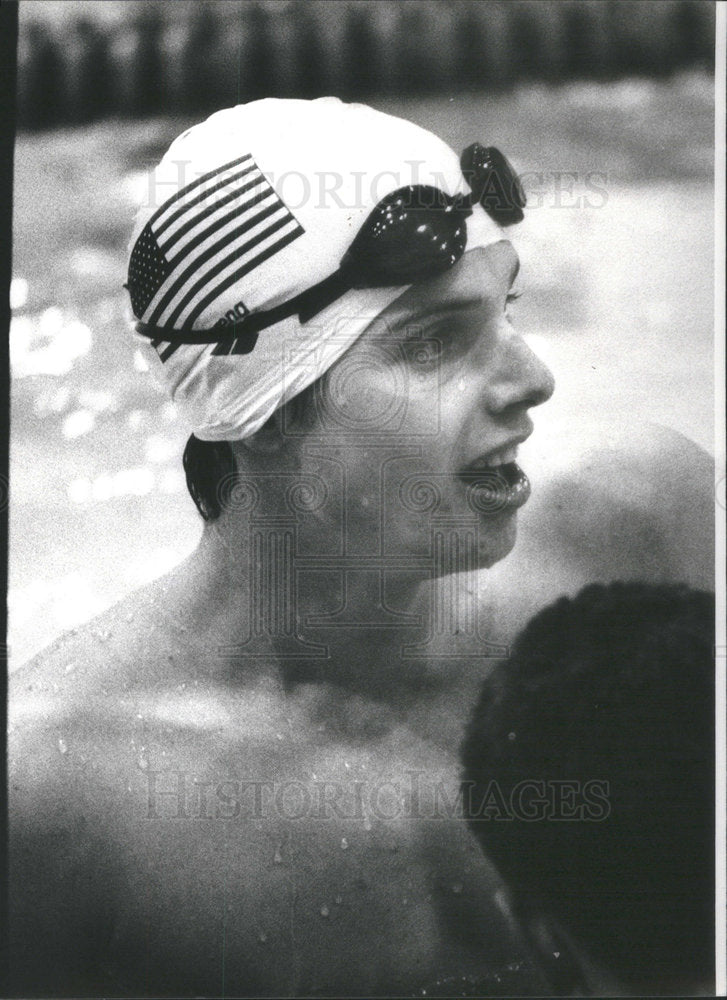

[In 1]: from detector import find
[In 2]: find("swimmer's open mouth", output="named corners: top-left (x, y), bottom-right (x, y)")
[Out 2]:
top-left (457, 459), bottom-right (531, 512)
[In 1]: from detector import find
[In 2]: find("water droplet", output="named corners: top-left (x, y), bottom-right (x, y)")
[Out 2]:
top-left (64, 662), bottom-right (76, 674)
top-left (320, 905), bottom-right (329, 918)
top-left (276, 733), bottom-right (284, 741)
top-left (273, 846), bottom-right (283, 864)
top-left (57, 738), bottom-right (68, 755)
top-left (452, 882), bottom-right (463, 894)
top-left (363, 817), bottom-right (372, 831)
top-left (340, 837), bottom-right (348, 850)
top-left (138, 748), bottom-right (149, 771)
top-left (553, 951), bottom-right (560, 959)
top-left (402, 896), bottom-right (408, 905)
top-left (344, 761), bottom-right (350, 770)
top-left (258, 930), bottom-right (267, 943)
top-left (125, 611), bottom-right (134, 623)
top-left (508, 731), bottom-right (516, 741)
top-left (334, 895), bottom-right (342, 905)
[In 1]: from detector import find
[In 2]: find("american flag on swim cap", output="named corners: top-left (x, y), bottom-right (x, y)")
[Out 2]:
top-left (127, 153), bottom-right (304, 359)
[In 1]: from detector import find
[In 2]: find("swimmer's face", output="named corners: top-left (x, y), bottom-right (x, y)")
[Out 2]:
top-left (298, 241), bottom-right (555, 570)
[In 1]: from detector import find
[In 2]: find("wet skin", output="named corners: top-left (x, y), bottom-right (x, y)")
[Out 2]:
top-left (289, 241), bottom-right (555, 573)
top-left (7, 242), bottom-right (714, 996)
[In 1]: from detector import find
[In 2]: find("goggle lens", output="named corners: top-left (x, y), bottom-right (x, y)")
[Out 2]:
top-left (342, 185), bottom-right (470, 287)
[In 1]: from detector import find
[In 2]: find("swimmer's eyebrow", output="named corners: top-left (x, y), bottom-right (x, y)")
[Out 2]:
top-left (392, 297), bottom-right (483, 329)
top-left (386, 254), bottom-right (522, 330)
top-left (391, 271), bottom-right (520, 330)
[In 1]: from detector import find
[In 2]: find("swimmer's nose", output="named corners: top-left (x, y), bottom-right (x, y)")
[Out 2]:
top-left (484, 332), bottom-right (555, 416)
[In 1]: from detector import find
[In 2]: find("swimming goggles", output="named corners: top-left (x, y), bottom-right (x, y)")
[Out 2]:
top-left (135, 143), bottom-right (525, 353)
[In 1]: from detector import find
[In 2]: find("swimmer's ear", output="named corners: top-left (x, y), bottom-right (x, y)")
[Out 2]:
top-left (237, 409), bottom-right (288, 457)
top-left (237, 387), bottom-right (319, 458)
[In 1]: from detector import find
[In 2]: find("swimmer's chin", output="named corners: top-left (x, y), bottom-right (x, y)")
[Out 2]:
top-left (477, 512), bottom-right (518, 569)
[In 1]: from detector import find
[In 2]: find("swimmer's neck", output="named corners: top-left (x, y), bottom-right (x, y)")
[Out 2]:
top-left (160, 524), bottom-right (484, 730)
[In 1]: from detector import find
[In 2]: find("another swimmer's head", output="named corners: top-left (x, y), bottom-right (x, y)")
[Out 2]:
top-left (461, 581), bottom-right (715, 995)
top-left (127, 98), bottom-right (553, 567)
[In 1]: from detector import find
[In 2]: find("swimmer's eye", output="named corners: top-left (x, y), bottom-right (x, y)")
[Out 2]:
top-left (505, 290), bottom-right (522, 317)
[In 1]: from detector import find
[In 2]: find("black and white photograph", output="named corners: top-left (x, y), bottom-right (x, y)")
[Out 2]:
top-left (1, 1), bottom-right (724, 996)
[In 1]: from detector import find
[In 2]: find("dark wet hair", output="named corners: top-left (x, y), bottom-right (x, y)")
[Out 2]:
top-left (182, 435), bottom-right (235, 521)
top-left (461, 581), bottom-right (715, 989)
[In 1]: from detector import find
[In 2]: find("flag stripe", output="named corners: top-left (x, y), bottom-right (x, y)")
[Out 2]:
top-left (145, 154), bottom-right (253, 231)
top-left (160, 177), bottom-right (274, 258)
top-left (183, 225), bottom-right (303, 329)
top-left (154, 160), bottom-right (256, 241)
top-left (155, 220), bottom-right (303, 361)
top-left (159, 341), bottom-right (179, 363)
top-left (171, 214), bottom-right (299, 329)
top-left (143, 191), bottom-right (279, 323)
top-left (149, 200), bottom-right (287, 326)
top-left (163, 184), bottom-right (274, 272)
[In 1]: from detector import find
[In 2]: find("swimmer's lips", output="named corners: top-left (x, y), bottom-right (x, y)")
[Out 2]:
top-left (456, 462), bottom-right (531, 512)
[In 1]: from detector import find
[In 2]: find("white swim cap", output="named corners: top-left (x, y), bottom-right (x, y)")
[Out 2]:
top-left (126, 97), bottom-right (506, 440)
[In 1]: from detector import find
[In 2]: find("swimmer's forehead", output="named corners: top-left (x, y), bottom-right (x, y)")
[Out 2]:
top-left (377, 242), bottom-right (520, 329)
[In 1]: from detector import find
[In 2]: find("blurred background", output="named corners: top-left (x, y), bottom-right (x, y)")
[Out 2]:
top-left (9, 0), bottom-right (716, 667)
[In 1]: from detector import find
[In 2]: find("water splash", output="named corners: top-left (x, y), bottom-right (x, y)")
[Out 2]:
top-left (57, 737), bottom-right (68, 754)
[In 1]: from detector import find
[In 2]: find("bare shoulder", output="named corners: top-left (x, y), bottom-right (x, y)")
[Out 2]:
top-left (6, 567), bottom-right (236, 992)
top-left (522, 420), bottom-right (714, 588)
top-left (8, 642), bottom-right (130, 992)
top-left (476, 422), bottom-right (714, 645)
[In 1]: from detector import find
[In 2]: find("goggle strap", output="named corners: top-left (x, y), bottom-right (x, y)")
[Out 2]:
top-left (135, 270), bottom-right (353, 347)
top-left (296, 269), bottom-right (352, 324)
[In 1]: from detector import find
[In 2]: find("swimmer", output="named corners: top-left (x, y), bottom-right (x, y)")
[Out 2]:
top-left (7, 99), bottom-right (712, 996)
top-left (461, 581), bottom-right (715, 996)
